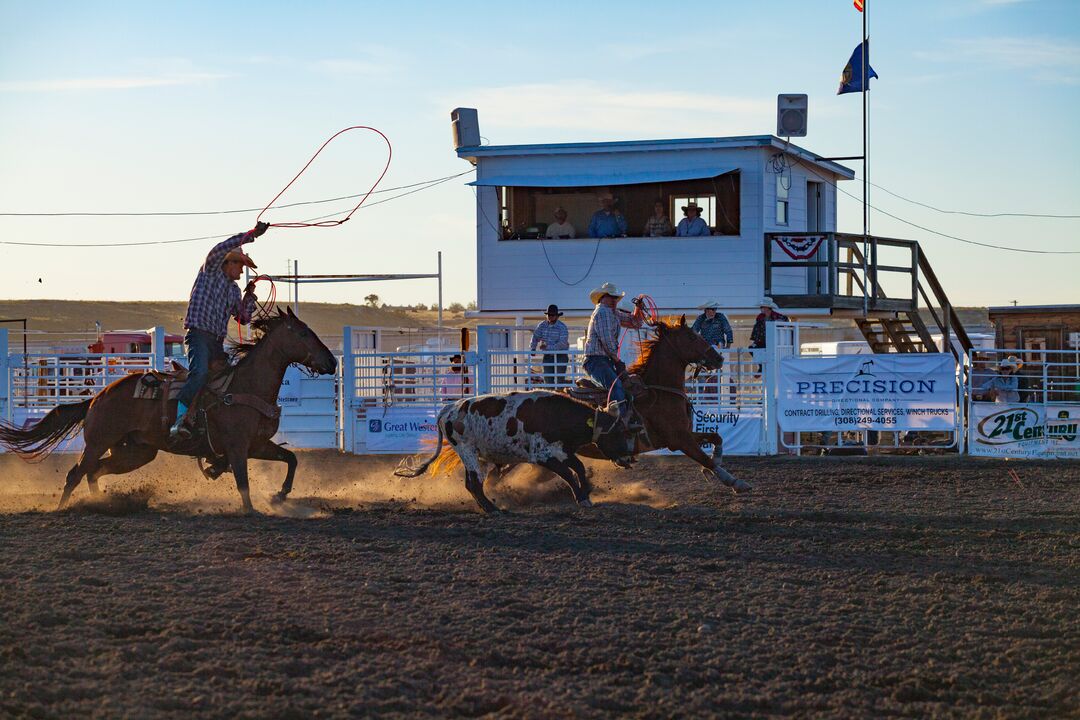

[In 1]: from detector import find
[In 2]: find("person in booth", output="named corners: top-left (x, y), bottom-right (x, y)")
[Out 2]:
top-left (545, 207), bottom-right (576, 239)
top-left (583, 282), bottom-right (648, 424)
top-left (643, 200), bottom-right (673, 237)
top-left (676, 201), bottom-right (711, 237)
top-left (530, 304), bottom-right (570, 388)
top-left (588, 193), bottom-right (628, 238)
top-left (170, 222), bottom-right (268, 441)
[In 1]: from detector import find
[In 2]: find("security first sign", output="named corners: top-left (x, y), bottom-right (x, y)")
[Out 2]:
top-left (969, 403), bottom-right (1080, 459)
top-left (778, 354), bottom-right (957, 431)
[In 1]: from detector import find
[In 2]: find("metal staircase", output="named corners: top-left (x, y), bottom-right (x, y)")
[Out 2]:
top-left (764, 232), bottom-right (973, 360)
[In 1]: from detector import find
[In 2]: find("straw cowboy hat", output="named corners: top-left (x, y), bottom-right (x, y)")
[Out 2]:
top-left (697, 298), bottom-right (723, 310)
top-left (681, 201), bottom-right (703, 214)
top-left (589, 282), bottom-right (625, 305)
top-left (998, 355), bottom-right (1023, 372)
top-left (758, 297), bottom-right (780, 311)
top-left (223, 249), bottom-right (257, 270)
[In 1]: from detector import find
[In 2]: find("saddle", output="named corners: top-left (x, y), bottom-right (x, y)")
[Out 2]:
top-left (132, 363), bottom-right (234, 402)
top-left (565, 374), bottom-right (647, 406)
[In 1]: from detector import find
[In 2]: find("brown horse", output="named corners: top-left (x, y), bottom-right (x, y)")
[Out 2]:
top-left (0, 307), bottom-right (337, 513)
top-left (577, 316), bottom-right (751, 492)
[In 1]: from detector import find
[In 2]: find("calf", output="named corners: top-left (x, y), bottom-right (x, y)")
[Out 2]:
top-left (395, 390), bottom-right (638, 513)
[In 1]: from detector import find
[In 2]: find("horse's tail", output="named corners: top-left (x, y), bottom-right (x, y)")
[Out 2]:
top-left (394, 404), bottom-right (451, 478)
top-left (0, 399), bottom-right (92, 461)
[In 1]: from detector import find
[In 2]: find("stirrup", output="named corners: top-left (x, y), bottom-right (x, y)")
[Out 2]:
top-left (169, 416), bottom-right (193, 441)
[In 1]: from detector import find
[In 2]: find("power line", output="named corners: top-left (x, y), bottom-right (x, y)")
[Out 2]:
top-left (0, 169), bottom-right (476, 218)
top-left (0, 173), bottom-right (469, 248)
top-left (789, 157), bottom-right (1080, 255)
top-left (858, 178), bottom-right (1080, 220)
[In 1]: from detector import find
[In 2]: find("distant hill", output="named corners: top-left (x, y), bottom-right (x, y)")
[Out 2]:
top-left (0, 300), bottom-right (457, 337)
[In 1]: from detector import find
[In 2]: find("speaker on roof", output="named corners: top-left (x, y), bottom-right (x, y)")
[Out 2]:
top-left (777, 94), bottom-right (808, 138)
top-left (451, 107), bottom-right (481, 151)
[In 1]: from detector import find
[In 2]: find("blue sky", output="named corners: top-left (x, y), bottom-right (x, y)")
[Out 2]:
top-left (1, 0), bottom-right (1077, 308)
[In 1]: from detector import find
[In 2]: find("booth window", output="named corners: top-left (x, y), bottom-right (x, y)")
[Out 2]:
top-left (776, 174), bottom-right (789, 225)
top-left (496, 173), bottom-right (740, 240)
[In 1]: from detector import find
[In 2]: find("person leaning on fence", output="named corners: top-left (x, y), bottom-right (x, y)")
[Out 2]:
top-left (439, 354), bottom-right (468, 399)
top-left (675, 202), bottom-right (710, 237)
top-left (977, 355), bottom-right (1022, 403)
top-left (583, 282), bottom-right (647, 423)
top-left (530, 304), bottom-right (570, 388)
top-left (749, 297), bottom-right (790, 349)
top-left (691, 299), bottom-right (734, 350)
top-left (545, 207), bottom-right (576, 239)
top-left (170, 222), bottom-right (267, 441)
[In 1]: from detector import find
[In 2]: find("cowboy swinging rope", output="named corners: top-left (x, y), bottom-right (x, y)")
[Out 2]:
top-left (235, 126), bottom-right (392, 336)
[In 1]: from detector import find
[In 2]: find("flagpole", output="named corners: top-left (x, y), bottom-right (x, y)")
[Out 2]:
top-left (862, 0), bottom-right (869, 317)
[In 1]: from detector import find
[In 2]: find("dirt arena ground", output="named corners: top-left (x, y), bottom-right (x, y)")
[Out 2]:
top-left (0, 451), bottom-right (1077, 719)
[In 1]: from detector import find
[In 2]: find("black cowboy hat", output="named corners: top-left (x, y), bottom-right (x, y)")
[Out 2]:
top-left (545, 304), bottom-right (563, 317)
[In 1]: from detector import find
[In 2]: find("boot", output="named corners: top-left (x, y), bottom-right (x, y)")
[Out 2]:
top-left (169, 402), bottom-right (192, 441)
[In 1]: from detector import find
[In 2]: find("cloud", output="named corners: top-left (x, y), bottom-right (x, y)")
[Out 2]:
top-left (441, 81), bottom-right (778, 137)
top-left (310, 46), bottom-right (405, 78)
top-left (0, 73), bottom-right (228, 92)
top-left (915, 35), bottom-right (1080, 83)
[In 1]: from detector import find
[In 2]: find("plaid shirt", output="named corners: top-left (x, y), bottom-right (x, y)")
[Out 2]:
top-left (643, 215), bottom-right (673, 237)
top-left (184, 231), bottom-right (257, 338)
top-left (691, 312), bottom-right (733, 346)
top-left (585, 303), bottom-right (642, 359)
top-left (530, 319), bottom-right (569, 351)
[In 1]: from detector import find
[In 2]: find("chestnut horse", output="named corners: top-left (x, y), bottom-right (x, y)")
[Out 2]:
top-left (578, 316), bottom-right (751, 492)
top-left (0, 307), bottom-right (336, 513)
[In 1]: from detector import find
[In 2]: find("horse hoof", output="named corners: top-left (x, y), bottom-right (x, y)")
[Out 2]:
top-left (730, 478), bottom-right (752, 494)
top-left (578, 497), bottom-right (594, 508)
top-left (270, 492), bottom-right (288, 506)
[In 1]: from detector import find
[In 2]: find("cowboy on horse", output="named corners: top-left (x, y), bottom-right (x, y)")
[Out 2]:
top-left (170, 221), bottom-right (269, 440)
top-left (583, 282), bottom-right (648, 424)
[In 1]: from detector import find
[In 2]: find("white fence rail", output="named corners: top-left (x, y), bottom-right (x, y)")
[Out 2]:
top-left (3, 326), bottom-right (1078, 460)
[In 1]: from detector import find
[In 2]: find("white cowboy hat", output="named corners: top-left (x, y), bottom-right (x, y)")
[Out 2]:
top-left (998, 355), bottom-right (1023, 372)
top-left (589, 282), bottom-right (625, 305)
top-left (758, 297), bottom-right (780, 311)
top-left (697, 298), bottom-right (723, 310)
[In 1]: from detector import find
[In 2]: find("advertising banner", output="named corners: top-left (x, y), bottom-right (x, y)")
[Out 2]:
top-left (653, 406), bottom-right (764, 456)
top-left (779, 354), bottom-right (957, 431)
top-left (276, 365), bottom-right (304, 407)
top-left (361, 408), bottom-right (439, 452)
top-left (969, 403), bottom-right (1080, 459)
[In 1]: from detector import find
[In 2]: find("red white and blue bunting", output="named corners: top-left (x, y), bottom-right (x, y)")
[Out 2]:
top-left (773, 234), bottom-right (826, 260)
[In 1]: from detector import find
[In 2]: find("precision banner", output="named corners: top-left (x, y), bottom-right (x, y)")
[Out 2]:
top-left (779, 354), bottom-right (957, 431)
top-left (969, 403), bottom-right (1080, 459)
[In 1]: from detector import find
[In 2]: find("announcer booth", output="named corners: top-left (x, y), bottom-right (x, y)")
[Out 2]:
top-left (452, 107), bottom-right (854, 323)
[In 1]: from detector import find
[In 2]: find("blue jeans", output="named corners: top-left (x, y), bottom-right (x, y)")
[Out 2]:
top-left (584, 356), bottom-right (626, 409)
top-left (176, 328), bottom-right (228, 407)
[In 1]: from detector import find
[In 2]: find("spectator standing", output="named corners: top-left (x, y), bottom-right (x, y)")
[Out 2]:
top-left (749, 298), bottom-right (790, 349)
top-left (588, 193), bottom-right (628, 238)
top-left (531, 304), bottom-right (570, 387)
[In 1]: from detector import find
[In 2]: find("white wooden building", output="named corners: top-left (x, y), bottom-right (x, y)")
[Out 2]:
top-left (452, 107), bottom-right (855, 320)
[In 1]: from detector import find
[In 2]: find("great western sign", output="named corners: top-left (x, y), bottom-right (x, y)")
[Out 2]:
top-left (969, 404), bottom-right (1080, 458)
top-left (778, 354), bottom-right (957, 431)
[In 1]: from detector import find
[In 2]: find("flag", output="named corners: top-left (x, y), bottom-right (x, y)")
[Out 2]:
top-left (854, 0), bottom-right (864, 11)
top-left (838, 39), bottom-right (878, 95)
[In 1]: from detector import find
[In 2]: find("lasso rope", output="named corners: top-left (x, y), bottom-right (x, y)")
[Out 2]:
top-left (256, 126), bottom-right (392, 228)
top-left (233, 274), bottom-right (277, 340)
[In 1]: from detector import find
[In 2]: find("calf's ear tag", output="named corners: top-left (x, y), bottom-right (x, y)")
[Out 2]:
top-left (586, 417), bottom-right (595, 428)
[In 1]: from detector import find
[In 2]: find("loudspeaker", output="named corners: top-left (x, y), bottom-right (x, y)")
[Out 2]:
top-left (451, 107), bottom-right (480, 150)
top-left (777, 94), bottom-right (808, 138)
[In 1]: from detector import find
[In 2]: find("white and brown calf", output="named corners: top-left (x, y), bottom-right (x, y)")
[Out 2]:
top-left (395, 390), bottom-right (637, 513)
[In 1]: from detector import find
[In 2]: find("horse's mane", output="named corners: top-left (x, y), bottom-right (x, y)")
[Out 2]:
top-left (227, 311), bottom-right (289, 365)
top-left (627, 317), bottom-right (683, 374)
